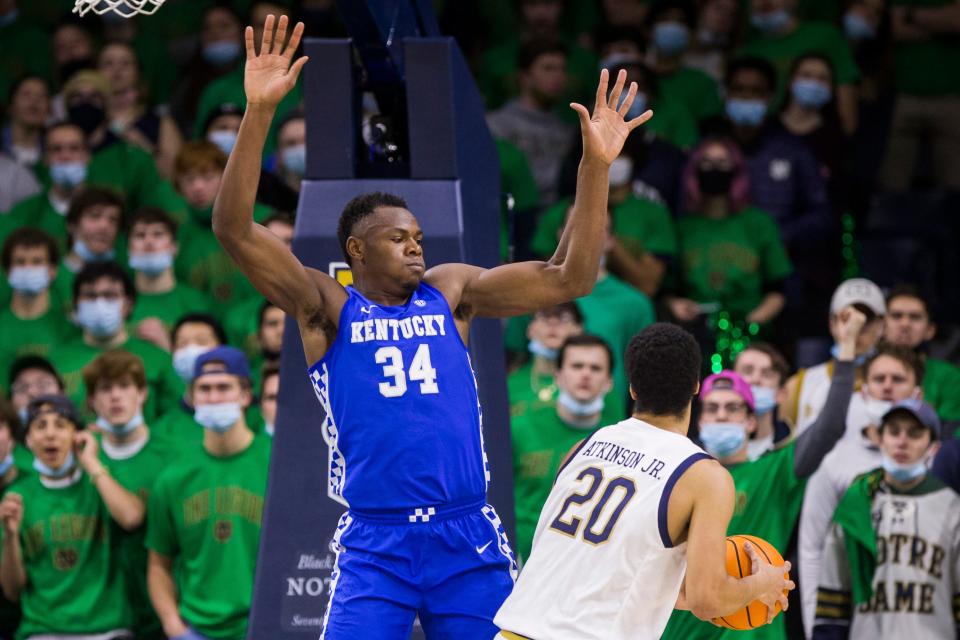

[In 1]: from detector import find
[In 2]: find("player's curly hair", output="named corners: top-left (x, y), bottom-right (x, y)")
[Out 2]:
top-left (625, 323), bottom-right (701, 418)
top-left (337, 192), bottom-right (408, 265)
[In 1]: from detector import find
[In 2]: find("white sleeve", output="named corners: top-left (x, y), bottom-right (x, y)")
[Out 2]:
top-left (799, 462), bottom-right (845, 638)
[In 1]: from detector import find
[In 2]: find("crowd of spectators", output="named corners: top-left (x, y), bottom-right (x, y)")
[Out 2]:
top-left (0, 0), bottom-right (958, 638)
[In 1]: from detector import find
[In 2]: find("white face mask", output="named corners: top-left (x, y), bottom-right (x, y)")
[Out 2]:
top-left (557, 390), bottom-right (604, 418)
top-left (608, 156), bottom-right (634, 187)
top-left (173, 344), bottom-right (213, 382)
top-left (862, 393), bottom-right (893, 425)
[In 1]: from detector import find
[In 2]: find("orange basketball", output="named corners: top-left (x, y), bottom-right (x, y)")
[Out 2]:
top-left (711, 534), bottom-right (789, 631)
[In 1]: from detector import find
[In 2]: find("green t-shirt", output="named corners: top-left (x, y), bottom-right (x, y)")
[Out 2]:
top-left (531, 194), bottom-right (677, 260)
top-left (0, 192), bottom-right (68, 253)
top-left (673, 207), bottom-right (793, 321)
top-left (193, 66), bottom-right (302, 155)
top-left (152, 402), bottom-right (265, 450)
top-left (661, 442), bottom-right (804, 640)
top-left (511, 404), bottom-right (601, 560)
top-left (738, 22), bottom-right (860, 103)
top-left (647, 95), bottom-right (700, 150)
top-left (145, 435), bottom-right (271, 640)
top-left (100, 433), bottom-right (173, 636)
top-left (223, 295), bottom-right (265, 359)
top-left (175, 204), bottom-right (273, 310)
top-left (0, 306), bottom-right (74, 362)
top-left (890, 0), bottom-right (960, 95)
top-left (56, 337), bottom-right (184, 422)
top-left (658, 66), bottom-right (723, 123)
top-left (5, 472), bottom-right (131, 638)
top-left (129, 282), bottom-right (213, 331)
top-left (923, 357), bottom-right (960, 421)
top-left (496, 138), bottom-right (541, 262)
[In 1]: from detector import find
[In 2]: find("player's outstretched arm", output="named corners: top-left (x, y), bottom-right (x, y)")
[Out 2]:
top-left (212, 15), bottom-right (330, 322)
top-left (678, 460), bottom-right (794, 622)
top-left (427, 69), bottom-right (653, 319)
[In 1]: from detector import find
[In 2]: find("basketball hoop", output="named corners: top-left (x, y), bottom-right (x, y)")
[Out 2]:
top-left (73, 0), bottom-right (166, 18)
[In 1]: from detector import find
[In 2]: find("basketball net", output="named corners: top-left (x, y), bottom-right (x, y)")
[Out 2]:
top-left (73, 0), bottom-right (166, 18)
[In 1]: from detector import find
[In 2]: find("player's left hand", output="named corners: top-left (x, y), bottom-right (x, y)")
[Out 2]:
top-left (571, 68), bottom-right (653, 166)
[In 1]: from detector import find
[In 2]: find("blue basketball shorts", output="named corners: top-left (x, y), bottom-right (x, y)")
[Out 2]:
top-left (320, 498), bottom-right (518, 639)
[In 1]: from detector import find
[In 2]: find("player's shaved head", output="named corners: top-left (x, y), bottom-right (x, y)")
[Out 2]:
top-left (337, 192), bottom-right (409, 265)
top-left (625, 323), bottom-right (701, 418)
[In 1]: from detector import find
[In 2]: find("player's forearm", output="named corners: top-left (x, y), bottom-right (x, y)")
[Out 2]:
top-left (92, 470), bottom-right (145, 531)
top-left (149, 553), bottom-right (188, 636)
top-left (0, 536), bottom-right (25, 601)
top-left (551, 158), bottom-right (609, 296)
top-left (212, 103), bottom-right (274, 244)
top-left (689, 572), bottom-right (775, 620)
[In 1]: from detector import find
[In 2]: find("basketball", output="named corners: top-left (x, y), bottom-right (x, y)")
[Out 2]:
top-left (711, 535), bottom-right (790, 631)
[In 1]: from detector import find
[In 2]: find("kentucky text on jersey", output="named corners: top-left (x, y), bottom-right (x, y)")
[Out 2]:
top-left (349, 314), bottom-right (447, 343)
top-left (580, 439), bottom-right (667, 479)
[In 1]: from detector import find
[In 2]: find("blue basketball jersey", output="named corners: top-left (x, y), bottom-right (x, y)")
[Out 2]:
top-left (307, 282), bottom-right (489, 510)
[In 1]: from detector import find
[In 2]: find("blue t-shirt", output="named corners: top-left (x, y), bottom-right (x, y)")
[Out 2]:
top-left (308, 282), bottom-right (489, 510)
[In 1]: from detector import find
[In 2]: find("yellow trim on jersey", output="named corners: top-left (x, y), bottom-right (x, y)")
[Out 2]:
top-left (500, 631), bottom-right (532, 640)
top-left (790, 367), bottom-right (807, 426)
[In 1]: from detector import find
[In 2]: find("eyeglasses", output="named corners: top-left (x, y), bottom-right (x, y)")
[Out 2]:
top-left (701, 402), bottom-right (749, 416)
top-left (12, 380), bottom-right (60, 395)
top-left (77, 290), bottom-right (123, 301)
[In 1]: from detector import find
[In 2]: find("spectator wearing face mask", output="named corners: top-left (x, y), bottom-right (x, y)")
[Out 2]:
top-left (0, 229), bottom-right (75, 363)
top-left (536, 159), bottom-right (677, 297)
top-left (97, 41), bottom-right (183, 181)
top-left (126, 207), bottom-right (210, 350)
top-left (879, 0), bottom-right (960, 191)
top-left (511, 334), bottom-right (614, 561)
top-left (0, 1), bottom-right (52, 106)
top-left (798, 342), bottom-right (925, 636)
top-left (661, 358), bottom-right (850, 640)
top-left (155, 313), bottom-right (265, 448)
top-left (882, 285), bottom-right (960, 423)
top-left (1, 75), bottom-right (51, 171)
top-left (56, 261), bottom-right (183, 422)
top-left (782, 278), bottom-right (886, 433)
top-left (813, 400), bottom-right (959, 640)
top-left (265, 109), bottom-right (305, 210)
top-left (63, 187), bottom-right (125, 282)
top-left (84, 350), bottom-right (174, 640)
top-left (192, 2), bottom-right (302, 156)
top-left (146, 347), bottom-right (270, 640)
top-left (508, 302), bottom-right (584, 417)
top-left (779, 53), bottom-right (850, 212)
top-left (645, 0), bottom-right (724, 124)
top-left (0, 394), bottom-right (143, 639)
top-left (733, 341), bottom-right (793, 459)
top-left (683, 0), bottom-right (743, 84)
top-left (738, 0), bottom-right (860, 135)
top-left (259, 363), bottom-right (279, 437)
top-left (665, 136), bottom-right (792, 358)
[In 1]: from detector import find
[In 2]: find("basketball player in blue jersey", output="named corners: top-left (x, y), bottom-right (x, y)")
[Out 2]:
top-left (213, 15), bottom-right (653, 639)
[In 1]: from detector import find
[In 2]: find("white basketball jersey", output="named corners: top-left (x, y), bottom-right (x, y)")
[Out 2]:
top-left (494, 418), bottom-right (711, 640)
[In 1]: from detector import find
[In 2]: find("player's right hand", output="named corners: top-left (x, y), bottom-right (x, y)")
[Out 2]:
top-left (0, 493), bottom-right (23, 535)
top-left (744, 541), bottom-right (794, 625)
top-left (244, 14), bottom-right (309, 108)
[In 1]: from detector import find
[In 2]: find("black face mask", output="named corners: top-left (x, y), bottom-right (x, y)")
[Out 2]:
top-left (698, 167), bottom-right (734, 196)
top-left (67, 103), bottom-right (106, 135)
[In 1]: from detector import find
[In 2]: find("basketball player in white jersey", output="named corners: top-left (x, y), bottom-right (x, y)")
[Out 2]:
top-left (494, 323), bottom-right (794, 640)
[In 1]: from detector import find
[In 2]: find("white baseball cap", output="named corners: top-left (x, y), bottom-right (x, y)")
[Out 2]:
top-left (830, 278), bottom-right (886, 316)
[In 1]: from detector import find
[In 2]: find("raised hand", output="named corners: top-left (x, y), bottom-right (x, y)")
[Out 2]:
top-left (0, 493), bottom-right (22, 536)
top-left (745, 542), bottom-right (794, 625)
top-left (571, 69), bottom-right (654, 166)
top-left (244, 15), bottom-right (309, 108)
top-left (73, 431), bottom-right (102, 474)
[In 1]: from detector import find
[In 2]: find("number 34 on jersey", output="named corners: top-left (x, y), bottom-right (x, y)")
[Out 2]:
top-left (375, 344), bottom-right (439, 398)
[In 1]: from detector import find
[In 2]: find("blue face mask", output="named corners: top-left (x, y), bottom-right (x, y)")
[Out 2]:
top-left (750, 385), bottom-right (778, 416)
top-left (203, 41), bottom-right (241, 66)
top-left (0, 454), bottom-right (14, 476)
top-left (881, 453), bottom-right (928, 484)
top-left (195, 402), bottom-right (242, 432)
top-left (791, 78), bottom-right (832, 109)
top-left (207, 130), bottom-right (238, 156)
top-left (95, 412), bottom-right (143, 436)
top-left (653, 22), bottom-right (690, 56)
top-left (699, 422), bottom-right (747, 459)
top-left (843, 12), bottom-right (876, 41)
top-left (557, 390), bottom-right (605, 418)
top-left (129, 252), bottom-right (174, 276)
top-left (173, 344), bottom-right (211, 382)
top-left (49, 162), bottom-right (87, 188)
top-left (528, 339), bottom-right (558, 360)
top-left (751, 9), bottom-right (791, 33)
top-left (33, 451), bottom-right (76, 478)
top-left (281, 144), bottom-right (307, 177)
top-left (76, 299), bottom-right (124, 339)
top-left (830, 344), bottom-right (876, 367)
top-left (725, 98), bottom-right (767, 127)
top-left (8, 267), bottom-right (50, 295)
top-left (73, 239), bottom-right (115, 263)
